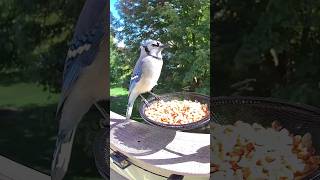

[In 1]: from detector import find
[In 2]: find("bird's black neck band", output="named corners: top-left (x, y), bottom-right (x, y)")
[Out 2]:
top-left (144, 46), bottom-right (150, 54)
top-left (143, 46), bottom-right (162, 60)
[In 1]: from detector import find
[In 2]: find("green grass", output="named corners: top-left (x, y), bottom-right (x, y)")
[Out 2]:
top-left (110, 87), bottom-right (128, 96)
top-left (0, 81), bottom-right (103, 179)
top-left (110, 86), bottom-right (143, 121)
top-left (0, 83), bottom-right (59, 108)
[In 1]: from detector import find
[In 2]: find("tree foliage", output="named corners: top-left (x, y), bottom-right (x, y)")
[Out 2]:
top-left (0, 0), bottom-right (85, 92)
top-left (110, 33), bottom-right (131, 87)
top-left (214, 0), bottom-right (320, 106)
top-left (112, 0), bottom-right (210, 94)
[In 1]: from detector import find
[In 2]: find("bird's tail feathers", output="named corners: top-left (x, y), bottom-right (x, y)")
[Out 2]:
top-left (126, 103), bottom-right (133, 120)
top-left (51, 127), bottom-right (77, 180)
top-left (126, 93), bottom-right (138, 120)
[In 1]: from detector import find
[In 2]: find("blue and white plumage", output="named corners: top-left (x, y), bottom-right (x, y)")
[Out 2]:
top-left (126, 40), bottom-right (166, 120)
top-left (51, 0), bottom-right (107, 179)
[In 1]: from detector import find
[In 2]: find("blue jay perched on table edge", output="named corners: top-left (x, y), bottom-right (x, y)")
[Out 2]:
top-left (51, 0), bottom-right (108, 180)
top-left (126, 40), bottom-right (167, 120)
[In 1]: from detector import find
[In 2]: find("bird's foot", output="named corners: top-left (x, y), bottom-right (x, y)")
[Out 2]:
top-left (154, 94), bottom-right (161, 100)
top-left (142, 99), bottom-right (150, 107)
top-left (149, 91), bottom-right (161, 100)
top-left (140, 95), bottom-right (150, 107)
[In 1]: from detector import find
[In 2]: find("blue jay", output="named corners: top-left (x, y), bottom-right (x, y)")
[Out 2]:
top-left (51, 0), bottom-right (107, 179)
top-left (126, 40), bottom-right (166, 120)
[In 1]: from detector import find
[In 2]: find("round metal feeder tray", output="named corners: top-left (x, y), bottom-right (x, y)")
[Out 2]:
top-left (139, 92), bottom-right (210, 131)
top-left (212, 96), bottom-right (320, 180)
top-left (93, 126), bottom-right (110, 179)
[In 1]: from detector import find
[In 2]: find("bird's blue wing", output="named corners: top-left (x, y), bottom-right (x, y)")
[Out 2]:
top-left (57, 0), bottom-right (106, 115)
top-left (129, 59), bottom-right (144, 95)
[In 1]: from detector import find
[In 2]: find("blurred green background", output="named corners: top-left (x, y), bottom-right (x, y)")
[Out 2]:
top-left (110, 0), bottom-right (210, 120)
top-left (0, 0), bottom-right (103, 179)
top-left (213, 0), bottom-right (320, 106)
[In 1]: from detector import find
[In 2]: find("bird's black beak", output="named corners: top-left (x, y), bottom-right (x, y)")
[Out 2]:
top-left (159, 44), bottom-right (168, 48)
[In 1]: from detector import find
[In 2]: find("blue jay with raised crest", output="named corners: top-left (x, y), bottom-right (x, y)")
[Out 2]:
top-left (126, 40), bottom-right (167, 120)
top-left (51, 0), bottom-right (107, 179)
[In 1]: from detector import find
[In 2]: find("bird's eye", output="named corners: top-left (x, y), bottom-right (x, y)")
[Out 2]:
top-left (151, 43), bottom-right (159, 47)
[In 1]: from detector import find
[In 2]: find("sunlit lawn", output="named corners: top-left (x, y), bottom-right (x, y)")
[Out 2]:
top-left (0, 83), bottom-right (59, 108)
top-left (110, 86), bottom-right (143, 122)
top-left (110, 87), bottom-right (128, 96)
top-left (0, 81), bottom-right (102, 180)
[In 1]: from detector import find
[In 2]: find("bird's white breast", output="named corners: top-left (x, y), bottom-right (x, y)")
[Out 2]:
top-left (137, 56), bottom-right (163, 93)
